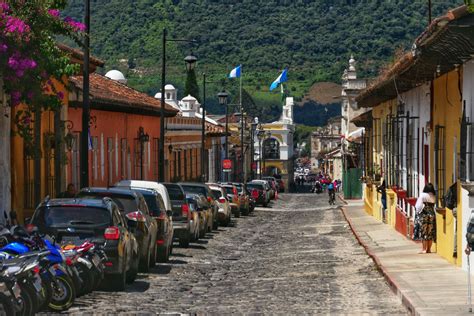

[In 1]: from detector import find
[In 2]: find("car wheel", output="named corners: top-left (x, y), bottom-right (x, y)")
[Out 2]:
top-left (139, 248), bottom-right (151, 273)
top-left (179, 232), bottom-right (190, 248)
top-left (126, 255), bottom-right (138, 284)
top-left (157, 246), bottom-right (168, 263)
top-left (150, 242), bottom-right (157, 267)
top-left (112, 269), bottom-right (127, 291)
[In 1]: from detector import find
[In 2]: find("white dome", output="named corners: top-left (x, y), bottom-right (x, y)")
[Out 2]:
top-left (105, 70), bottom-right (127, 84)
top-left (154, 92), bottom-right (162, 99)
top-left (182, 94), bottom-right (197, 102)
top-left (165, 84), bottom-right (176, 90)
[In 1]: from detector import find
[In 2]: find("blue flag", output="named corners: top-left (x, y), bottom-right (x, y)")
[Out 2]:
top-left (270, 69), bottom-right (288, 91)
top-left (228, 65), bottom-right (242, 78)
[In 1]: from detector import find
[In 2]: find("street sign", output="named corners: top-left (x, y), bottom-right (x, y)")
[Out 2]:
top-left (223, 159), bottom-right (232, 172)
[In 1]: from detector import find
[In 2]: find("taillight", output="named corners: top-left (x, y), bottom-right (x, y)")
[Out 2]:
top-left (233, 188), bottom-right (238, 195)
top-left (218, 197), bottom-right (226, 203)
top-left (182, 204), bottom-right (190, 218)
top-left (33, 266), bottom-right (40, 274)
top-left (252, 189), bottom-right (259, 199)
top-left (104, 227), bottom-right (120, 240)
top-left (126, 211), bottom-right (146, 222)
top-left (156, 239), bottom-right (165, 245)
top-left (65, 257), bottom-right (73, 266)
top-left (207, 196), bottom-right (212, 203)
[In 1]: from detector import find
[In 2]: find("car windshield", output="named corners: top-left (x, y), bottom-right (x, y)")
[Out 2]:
top-left (181, 185), bottom-right (207, 197)
top-left (34, 206), bottom-right (111, 227)
top-left (223, 186), bottom-right (234, 195)
top-left (142, 194), bottom-right (162, 216)
top-left (211, 190), bottom-right (222, 199)
top-left (247, 183), bottom-right (264, 190)
top-left (79, 192), bottom-right (137, 213)
top-left (164, 185), bottom-right (184, 200)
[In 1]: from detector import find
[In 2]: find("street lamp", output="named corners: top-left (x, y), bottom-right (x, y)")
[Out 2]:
top-left (218, 90), bottom-right (229, 181)
top-left (80, 0), bottom-right (91, 188)
top-left (257, 129), bottom-right (265, 179)
top-left (184, 53), bottom-right (198, 71)
top-left (250, 117), bottom-right (258, 180)
top-left (159, 30), bottom-right (197, 183)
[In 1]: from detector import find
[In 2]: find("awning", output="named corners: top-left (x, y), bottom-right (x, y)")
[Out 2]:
top-left (351, 110), bottom-right (373, 128)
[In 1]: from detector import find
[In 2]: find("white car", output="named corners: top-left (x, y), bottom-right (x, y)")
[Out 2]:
top-left (115, 180), bottom-right (172, 211)
top-left (207, 184), bottom-right (232, 226)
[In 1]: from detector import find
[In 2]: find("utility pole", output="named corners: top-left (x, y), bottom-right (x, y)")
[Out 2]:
top-left (159, 28), bottom-right (167, 183)
top-left (428, 0), bottom-right (432, 25)
top-left (201, 73), bottom-right (206, 182)
top-left (80, 0), bottom-right (90, 188)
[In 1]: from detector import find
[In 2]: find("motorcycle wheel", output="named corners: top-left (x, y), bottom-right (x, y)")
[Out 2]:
top-left (18, 282), bottom-right (36, 316)
top-left (0, 294), bottom-right (15, 316)
top-left (38, 274), bottom-right (52, 312)
top-left (48, 275), bottom-right (76, 312)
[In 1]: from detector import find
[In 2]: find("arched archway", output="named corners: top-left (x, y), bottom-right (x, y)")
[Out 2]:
top-left (263, 138), bottom-right (280, 159)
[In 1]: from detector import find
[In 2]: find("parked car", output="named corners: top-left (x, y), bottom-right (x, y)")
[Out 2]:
top-left (221, 184), bottom-right (241, 218)
top-left (190, 194), bottom-right (212, 238)
top-left (232, 182), bottom-right (251, 215)
top-left (185, 194), bottom-right (201, 241)
top-left (163, 183), bottom-right (192, 248)
top-left (114, 180), bottom-right (173, 262)
top-left (124, 187), bottom-right (173, 263)
top-left (248, 181), bottom-right (271, 207)
top-left (208, 184), bottom-right (232, 225)
top-left (262, 177), bottom-right (279, 193)
top-left (78, 187), bottom-right (158, 272)
top-left (30, 198), bottom-right (139, 290)
top-left (179, 183), bottom-right (219, 230)
top-left (252, 179), bottom-right (274, 201)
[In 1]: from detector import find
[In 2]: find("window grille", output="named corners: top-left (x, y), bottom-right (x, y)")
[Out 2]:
top-left (406, 114), bottom-right (419, 197)
top-left (24, 143), bottom-right (34, 209)
top-left (120, 139), bottom-right (127, 180)
top-left (153, 138), bottom-right (159, 180)
top-left (107, 138), bottom-right (113, 184)
top-left (184, 149), bottom-right (188, 181)
top-left (92, 137), bottom-right (98, 181)
top-left (434, 125), bottom-right (446, 206)
top-left (133, 139), bottom-right (140, 179)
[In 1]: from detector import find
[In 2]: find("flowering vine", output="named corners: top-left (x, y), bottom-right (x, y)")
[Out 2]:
top-left (0, 0), bottom-right (83, 148)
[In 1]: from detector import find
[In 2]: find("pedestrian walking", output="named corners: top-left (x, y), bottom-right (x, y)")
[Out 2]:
top-left (377, 180), bottom-right (387, 223)
top-left (415, 183), bottom-right (436, 254)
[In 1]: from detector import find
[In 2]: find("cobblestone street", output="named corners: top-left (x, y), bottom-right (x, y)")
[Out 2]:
top-left (68, 193), bottom-right (407, 314)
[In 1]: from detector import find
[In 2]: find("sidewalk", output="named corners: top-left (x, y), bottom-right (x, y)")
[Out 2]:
top-left (342, 200), bottom-right (473, 316)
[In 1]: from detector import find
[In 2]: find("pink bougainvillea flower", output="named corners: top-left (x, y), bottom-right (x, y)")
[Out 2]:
top-left (5, 16), bottom-right (30, 34)
top-left (27, 91), bottom-right (34, 99)
top-left (0, 3), bottom-right (10, 13)
top-left (22, 116), bottom-right (31, 124)
top-left (48, 9), bottom-right (60, 18)
top-left (10, 91), bottom-right (21, 106)
top-left (56, 91), bottom-right (64, 100)
top-left (64, 16), bottom-right (86, 32)
top-left (0, 43), bottom-right (7, 53)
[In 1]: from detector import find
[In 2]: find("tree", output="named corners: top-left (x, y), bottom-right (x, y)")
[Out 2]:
top-left (183, 68), bottom-right (200, 101)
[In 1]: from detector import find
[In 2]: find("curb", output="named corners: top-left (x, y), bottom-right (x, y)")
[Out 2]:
top-left (340, 206), bottom-right (417, 316)
top-left (337, 194), bottom-right (348, 205)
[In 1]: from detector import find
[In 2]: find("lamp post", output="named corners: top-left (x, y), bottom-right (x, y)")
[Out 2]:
top-left (201, 72), bottom-right (206, 183)
top-left (80, 0), bottom-right (91, 188)
top-left (250, 117), bottom-right (258, 180)
top-left (159, 29), bottom-right (197, 182)
top-left (257, 129), bottom-right (264, 179)
top-left (218, 90), bottom-right (229, 181)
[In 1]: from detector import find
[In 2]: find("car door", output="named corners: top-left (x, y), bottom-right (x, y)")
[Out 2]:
top-left (156, 194), bottom-right (172, 244)
top-left (139, 196), bottom-right (157, 243)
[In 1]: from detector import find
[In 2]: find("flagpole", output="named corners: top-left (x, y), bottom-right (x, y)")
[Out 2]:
top-left (240, 65), bottom-right (245, 183)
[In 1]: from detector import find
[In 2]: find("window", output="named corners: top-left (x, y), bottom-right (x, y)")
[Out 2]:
top-left (120, 139), bottom-right (127, 179)
top-left (184, 149), bottom-right (188, 180)
top-left (107, 137), bottom-right (114, 185)
top-left (434, 125), bottom-right (446, 206)
top-left (153, 138), bottom-right (159, 180)
top-left (92, 137), bottom-right (99, 181)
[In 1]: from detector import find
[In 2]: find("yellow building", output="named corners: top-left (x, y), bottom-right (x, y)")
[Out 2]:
top-left (355, 4), bottom-right (472, 266)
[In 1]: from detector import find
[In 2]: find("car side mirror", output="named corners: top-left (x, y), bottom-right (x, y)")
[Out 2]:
top-left (166, 210), bottom-right (172, 217)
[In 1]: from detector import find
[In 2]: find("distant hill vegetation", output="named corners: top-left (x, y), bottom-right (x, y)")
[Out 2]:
top-left (63, 0), bottom-right (461, 125)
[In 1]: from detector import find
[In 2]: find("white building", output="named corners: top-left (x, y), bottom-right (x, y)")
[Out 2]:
top-left (254, 97), bottom-right (295, 188)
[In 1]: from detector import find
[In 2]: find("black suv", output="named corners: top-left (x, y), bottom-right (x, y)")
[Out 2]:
top-left (162, 183), bottom-right (191, 247)
top-left (30, 198), bottom-right (139, 290)
top-left (78, 188), bottom-right (158, 272)
top-left (179, 183), bottom-right (219, 230)
top-left (128, 187), bottom-right (174, 263)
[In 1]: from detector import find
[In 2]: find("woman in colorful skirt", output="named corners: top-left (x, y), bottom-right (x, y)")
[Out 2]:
top-left (415, 183), bottom-right (436, 254)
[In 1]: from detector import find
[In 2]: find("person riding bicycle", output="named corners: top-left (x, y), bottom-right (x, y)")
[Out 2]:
top-left (328, 181), bottom-right (335, 203)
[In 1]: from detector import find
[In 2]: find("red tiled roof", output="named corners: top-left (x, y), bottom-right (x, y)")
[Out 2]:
top-left (57, 43), bottom-right (105, 68)
top-left (69, 73), bottom-right (178, 116)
